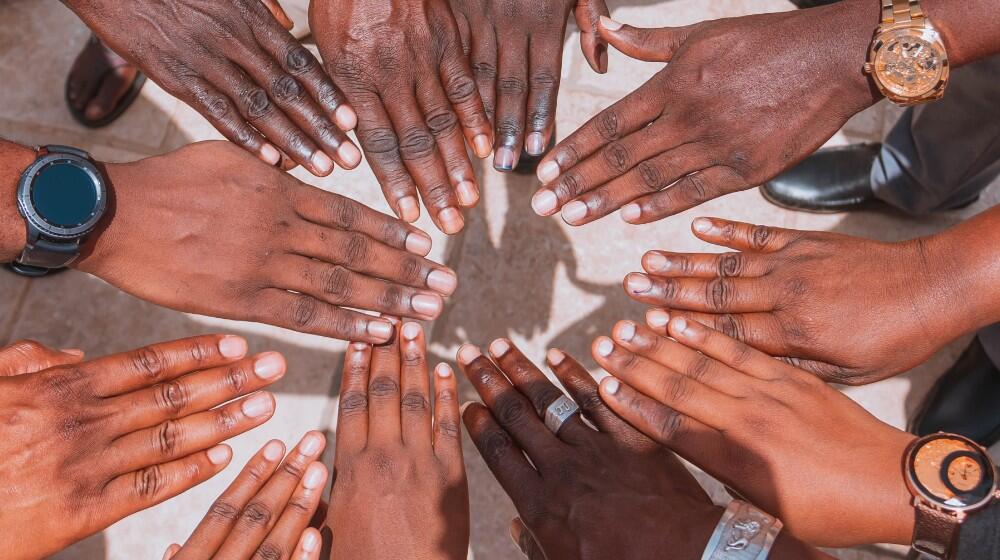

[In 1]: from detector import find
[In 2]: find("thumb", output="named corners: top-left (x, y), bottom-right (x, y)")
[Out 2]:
top-left (260, 0), bottom-right (295, 31)
top-left (575, 0), bottom-right (610, 74)
top-left (161, 544), bottom-right (181, 560)
top-left (510, 517), bottom-right (547, 560)
top-left (597, 15), bottom-right (696, 63)
top-left (0, 340), bottom-right (85, 377)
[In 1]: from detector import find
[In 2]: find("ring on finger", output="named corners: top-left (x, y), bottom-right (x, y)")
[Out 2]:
top-left (543, 394), bottom-right (580, 435)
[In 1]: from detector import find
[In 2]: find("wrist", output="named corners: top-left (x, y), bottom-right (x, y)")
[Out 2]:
top-left (0, 142), bottom-right (34, 263)
top-left (814, 0), bottom-right (884, 110)
top-left (72, 161), bottom-right (122, 272)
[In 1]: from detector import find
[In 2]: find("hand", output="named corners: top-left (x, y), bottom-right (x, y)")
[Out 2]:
top-left (593, 317), bottom-right (917, 547)
top-left (311, 0), bottom-right (493, 234)
top-left (64, 0), bottom-right (361, 176)
top-left (624, 217), bottom-right (964, 385)
top-left (76, 141), bottom-right (457, 345)
top-left (163, 433), bottom-right (328, 560)
top-left (326, 321), bottom-right (469, 559)
top-left (0, 339), bottom-right (84, 377)
top-left (0, 334), bottom-right (283, 559)
top-left (448, 0), bottom-right (609, 170)
top-left (530, 2), bottom-right (881, 225)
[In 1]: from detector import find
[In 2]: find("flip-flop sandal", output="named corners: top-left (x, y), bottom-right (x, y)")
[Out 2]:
top-left (65, 36), bottom-right (147, 129)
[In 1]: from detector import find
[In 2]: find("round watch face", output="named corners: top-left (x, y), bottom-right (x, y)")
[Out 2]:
top-left (873, 29), bottom-right (946, 98)
top-left (908, 434), bottom-right (996, 510)
top-left (30, 160), bottom-right (102, 228)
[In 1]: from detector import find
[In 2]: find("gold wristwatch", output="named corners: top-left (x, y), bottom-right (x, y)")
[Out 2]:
top-left (863, 0), bottom-right (949, 106)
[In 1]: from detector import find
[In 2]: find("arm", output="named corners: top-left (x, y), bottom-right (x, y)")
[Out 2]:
top-left (0, 139), bottom-right (33, 262)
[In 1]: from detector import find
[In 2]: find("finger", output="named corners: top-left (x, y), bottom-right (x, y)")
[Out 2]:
top-left (626, 166), bottom-right (745, 222)
top-left (399, 322), bottom-right (432, 448)
top-left (689, 217), bottom-right (802, 253)
top-left (87, 335), bottom-right (248, 397)
top-left (336, 342), bottom-right (372, 458)
top-left (252, 462), bottom-right (327, 560)
top-left (291, 528), bottom-right (323, 560)
top-left (368, 321), bottom-right (403, 444)
top-left (523, 38), bottom-right (563, 158)
top-left (640, 250), bottom-right (771, 279)
top-left (510, 517), bottom-right (546, 560)
top-left (457, 345), bottom-right (561, 464)
top-left (667, 316), bottom-right (785, 381)
top-left (432, 363), bottom-right (463, 468)
top-left (462, 402), bottom-right (542, 509)
top-left (439, 35), bottom-right (493, 159)
top-left (251, 289), bottom-right (395, 343)
top-left (591, 336), bottom-right (735, 428)
top-left (0, 340), bottom-right (84, 376)
top-left (107, 392), bottom-right (276, 475)
top-left (270, 255), bottom-right (445, 320)
top-left (162, 544), bottom-right (182, 560)
top-left (416, 79), bottom-right (479, 208)
top-left (623, 272), bottom-right (776, 314)
top-left (576, 0), bottom-right (610, 73)
top-left (545, 348), bottom-right (641, 442)
top-left (645, 308), bottom-right (795, 358)
top-left (492, 35), bottom-right (529, 172)
top-left (597, 17), bottom-right (695, 63)
top-left (172, 440), bottom-right (286, 559)
top-left (260, 0), bottom-right (295, 30)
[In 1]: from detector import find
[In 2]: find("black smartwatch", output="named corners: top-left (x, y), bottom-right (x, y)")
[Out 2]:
top-left (11, 145), bottom-right (108, 277)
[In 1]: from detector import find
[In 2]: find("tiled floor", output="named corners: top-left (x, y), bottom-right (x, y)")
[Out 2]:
top-left (1, 0), bottom-right (997, 559)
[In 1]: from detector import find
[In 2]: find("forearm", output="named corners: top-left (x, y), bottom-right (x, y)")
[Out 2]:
top-left (771, 532), bottom-right (836, 560)
top-left (0, 140), bottom-right (33, 262)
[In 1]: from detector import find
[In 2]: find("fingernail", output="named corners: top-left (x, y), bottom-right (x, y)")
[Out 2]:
top-left (509, 520), bottom-right (523, 547)
top-left (438, 207), bottom-right (465, 235)
top-left (561, 201), bottom-right (588, 224)
top-left (617, 321), bottom-right (636, 342)
top-left (207, 444), bottom-right (232, 465)
top-left (311, 151), bottom-right (334, 175)
top-left (367, 320), bottom-right (394, 341)
top-left (489, 338), bottom-right (511, 357)
top-left (525, 132), bottom-right (546, 156)
top-left (494, 147), bottom-right (516, 171)
top-left (597, 44), bottom-right (609, 74)
top-left (242, 392), bottom-right (274, 418)
top-left (412, 293), bottom-right (443, 317)
top-left (620, 203), bottom-right (641, 223)
top-left (262, 440), bottom-right (284, 461)
top-left (596, 337), bottom-right (614, 357)
top-left (302, 530), bottom-right (319, 553)
top-left (604, 377), bottom-right (621, 395)
top-left (351, 341), bottom-right (369, 352)
top-left (693, 218), bottom-right (713, 234)
top-left (458, 344), bottom-right (482, 365)
top-left (673, 317), bottom-right (690, 336)
top-left (335, 105), bottom-right (358, 130)
top-left (456, 180), bottom-right (480, 207)
top-left (402, 321), bottom-right (422, 341)
top-left (427, 269), bottom-right (458, 295)
top-left (537, 161), bottom-right (561, 184)
top-left (473, 134), bottom-right (492, 159)
top-left (546, 348), bottom-right (565, 366)
top-left (531, 189), bottom-right (559, 216)
top-left (398, 196), bottom-right (420, 223)
top-left (303, 462), bottom-right (325, 489)
top-left (218, 335), bottom-right (248, 359)
top-left (626, 273), bottom-right (652, 293)
top-left (599, 15), bottom-right (623, 31)
top-left (300, 432), bottom-right (324, 455)
top-left (60, 348), bottom-right (85, 357)
top-left (645, 252), bottom-right (669, 272)
top-left (435, 363), bottom-right (453, 378)
top-left (646, 309), bottom-right (670, 329)
top-left (254, 352), bottom-right (286, 379)
top-left (405, 231), bottom-right (432, 256)
top-left (337, 142), bottom-right (362, 168)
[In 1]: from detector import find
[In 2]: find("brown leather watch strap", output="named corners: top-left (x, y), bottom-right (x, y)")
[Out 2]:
top-left (911, 501), bottom-right (961, 559)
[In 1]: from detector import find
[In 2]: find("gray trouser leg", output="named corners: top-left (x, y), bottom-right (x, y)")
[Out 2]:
top-left (871, 54), bottom-right (1000, 215)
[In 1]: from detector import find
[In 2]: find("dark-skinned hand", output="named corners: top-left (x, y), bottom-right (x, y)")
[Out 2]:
top-left (74, 141), bottom-right (458, 345)
top-left (531, 1), bottom-right (881, 225)
top-left (310, 0), bottom-right (494, 234)
top-left (0, 334), bottom-right (284, 560)
top-left (449, 0), bottom-right (609, 170)
top-left (163, 433), bottom-right (328, 560)
top-left (593, 317), bottom-right (917, 547)
top-left (326, 321), bottom-right (469, 559)
top-left (457, 339), bottom-right (828, 559)
top-left (63, 0), bottom-right (361, 175)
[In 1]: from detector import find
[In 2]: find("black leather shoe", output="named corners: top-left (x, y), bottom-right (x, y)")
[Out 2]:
top-left (790, 0), bottom-right (842, 7)
top-left (910, 338), bottom-right (1000, 447)
top-left (761, 143), bottom-right (883, 213)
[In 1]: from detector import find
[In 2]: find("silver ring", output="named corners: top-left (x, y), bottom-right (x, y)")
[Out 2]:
top-left (543, 395), bottom-right (580, 434)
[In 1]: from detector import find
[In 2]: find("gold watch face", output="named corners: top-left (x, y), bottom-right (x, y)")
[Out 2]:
top-left (873, 28), bottom-right (946, 98)
top-left (908, 434), bottom-right (997, 510)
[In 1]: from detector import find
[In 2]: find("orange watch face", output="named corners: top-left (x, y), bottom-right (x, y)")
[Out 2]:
top-left (909, 435), bottom-right (996, 509)
top-left (873, 28), bottom-right (946, 98)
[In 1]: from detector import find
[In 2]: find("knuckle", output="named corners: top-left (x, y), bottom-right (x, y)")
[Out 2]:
top-left (242, 87), bottom-right (273, 120)
top-left (339, 390), bottom-right (369, 416)
top-left (601, 142), bottom-right (632, 173)
top-left (479, 427), bottom-right (514, 463)
top-left (285, 497), bottom-right (314, 516)
top-left (216, 407), bottom-right (240, 431)
top-left (398, 127), bottom-right (437, 160)
top-left (687, 354), bottom-right (713, 383)
top-left (252, 542), bottom-right (284, 560)
top-left (401, 391), bottom-right (430, 413)
top-left (399, 257), bottom-right (423, 285)
top-left (658, 277), bottom-right (680, 302)
top-left (553, 172), bottom-right (583, 200)
top-left (472, 61), bottom-right (497, 80)
top-left (444, 73), bottom-right (477, 103)
top-left (154, 420), bottom-right (183, 455)
top-left (402, 344), bottom-right (425, 366)
top-left (715, 314), bottom-right (745, 341)
top-left (207, 499), bottom-right (241, 523)
top-left (285, 45), bottom-right (317, 74)
top-left (654, 407), bottom-right (684, 442)
top-left (133, 464), bottom-right (166, 499)
top-left (681, 172), bottom-right (710, 203)
top-left (240, 501), bottom-right (273, 527)
top-left (717, 254), bottom-right (744, 277)
top-left (751, 225), bottom-right (773, 250)
top-left (359, 127), bottom-right (400, 155)
top-left (225, 365), bottom-right (249, 393)
top-left (496, 118), bottom-right (522, 140)
top-left (271, 74), bottom-right (304, 102)
top-left (658, 374), bottom-right (691, 405)
top-left (596, 110), bottom-right (621, 141)
top-left (131, 347), bottom-right (167, 381)
top-left (437, 419), bottom-right (461, 439)
top-left (426, 109), bottom-right (460, 137)
top-left (155, 381), bottom-right (190, 415)
top-left (289, 295), bottom-right (319, 328)
top-left (342, 232), bottom-right (370, 263)
top-left (368, 376), bottom-right (400, 398)
top-left (706, 278), bottom-right (733, 311)
top-left (320, 265), bottom-right (354, 303)
top-left (637, 161), bottom-right (667, 192)
top-left (376, 285), bottom-right (404, 311)
top-left (729, 341), bottom-right (754, 369)
top-left (498, 76), bottom-right (526, 95)
top-left (327, 195), bottom-right (361, 230)
top-left (495, 395), bottom-right (531, 427)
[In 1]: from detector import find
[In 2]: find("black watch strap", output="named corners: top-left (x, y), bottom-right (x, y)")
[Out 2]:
top-left (11, 237), bottom-right (81, 277)
top-left (39, 144), bottom-right (91, 159)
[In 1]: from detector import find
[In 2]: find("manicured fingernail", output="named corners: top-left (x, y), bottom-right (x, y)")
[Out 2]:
top-left (311, 151), bottom-right (334, 175)
top-left (646, 309), bottom-right (670, 328)
top-left (412, 294), bottom-right (443, 317)
top-left (337, 142), bottom-right (362, 168)
top-left (207, 445), bottom-right (231, 465)
top-left (626, 273), bottom-right (652, 293)
top-left (546, 348), bottom-right (565, 366)
top-left (532, 189), bottom-right (559, 216)
top-left (335, 105), bottom-right (358, 130)
top-left (599, 15), bottom-right (623, 31)
top-left (300, 432), bottom-right (324, 455)
top-left (219, 335), bottom-right (248, 359)
top-left (489, 338), bottom-right (511, 357)
top-left (260, 144), bottom-right (281, 165)
top-left (537, 161), bottom-right (560, 184)
top-left (473, 135), bottom-right (492, 159)
top-left (458, 344), bottom-right (482, 365)
top-left (405, 231), bottom-right (432, 256)
top-left (402, 321), bottom-right (422, 341)
top-left (60, 348), bottom-right (85, 357)
top-left (302, 530), bottom-right (319, 553)
top-left (604, 377), bottom-right (621, 395)
top-left (456, 180), bottom-right (480, 207)
top-left (254, 352), bottom-right (286, 379)
top-left (494, 147), bottom-right (516, 171)
top-left (262, 440), bottom-right (284, 461)
top-left (427, 269), bottom-right (458, 295)
top-left (693, 218), bottom-right (713, 234)
top-left (435, 363), bottom-right (453, 378)
top-left (303, 462), bottom-right (326, 489)
top-left (645, 252), bottom-right (668, 272)
top-left (367, 320), bottom-right (394, 341)
top-left (617, 321), bottom-right (636, 342)
top-left (398, 196), bottom-right (420, 223)
top-left (561, 201), bottom-right (588, 224)
top-left (438, 207), bottom-right (465, 235)
top-left (242, 392), bottom-right (274, 418)
top-left (621, 203), bottom-right (641, 223)
top-left (525, 132), bottom-right (546, 156)
top-left (596, 337), bottom-right (614, 357)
